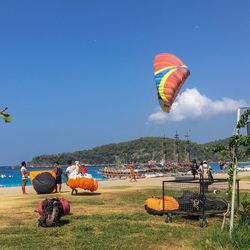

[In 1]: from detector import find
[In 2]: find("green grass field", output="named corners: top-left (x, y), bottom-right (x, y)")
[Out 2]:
top-left (0, 188), bottom-right (249, 250)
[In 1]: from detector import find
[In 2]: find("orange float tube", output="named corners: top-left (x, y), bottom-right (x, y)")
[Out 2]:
top-left (145, 196), bottom-right (179, 215)
top-left (67, 177), bottom-right (98, 192)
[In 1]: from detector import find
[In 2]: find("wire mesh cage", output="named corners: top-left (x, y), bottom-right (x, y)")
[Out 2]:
top-left (247, 121), bottom-right (250, 136)
top-left (162, 178), bottom-right (239, 227)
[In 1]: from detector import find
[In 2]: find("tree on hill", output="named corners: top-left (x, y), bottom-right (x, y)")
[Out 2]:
top-left (28, 136), bottom-right (250, 166)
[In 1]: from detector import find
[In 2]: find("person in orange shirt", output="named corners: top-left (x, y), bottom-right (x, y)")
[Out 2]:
top-left (129, 162), bottom-right (137, 182)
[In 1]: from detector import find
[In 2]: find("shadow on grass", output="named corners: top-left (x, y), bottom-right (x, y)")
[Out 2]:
top-left (60, 219), bottom-right (70, 226)
top-left (35, 191), bottom-right (71, 196)
top-left (101, 185), bottom-right (132, 190)
top-left (182, 215), bottom-right (200, 221)
top-left (72, 192), bottom-right (102, 196)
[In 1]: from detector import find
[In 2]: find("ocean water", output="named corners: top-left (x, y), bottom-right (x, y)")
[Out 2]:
top-left (210, 162), bottom-right (250, 172)
top-left (0, 165), bottom-right (106, 188)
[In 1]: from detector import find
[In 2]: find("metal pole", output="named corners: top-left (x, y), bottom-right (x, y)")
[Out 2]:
top-left (229, 158), bottom-right (237, 237)
top-left (162, 135), bottom-right (167, 165)
top-left (185, 131), bottom-right (191, 162)
top-left (174, 131), bottom-right (179, 163)
top-left (229, 108), bottom-right (241, 237)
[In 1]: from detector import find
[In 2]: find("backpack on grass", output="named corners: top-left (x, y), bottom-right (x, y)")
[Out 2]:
top-left (38, 198), bottom-right (64, 227)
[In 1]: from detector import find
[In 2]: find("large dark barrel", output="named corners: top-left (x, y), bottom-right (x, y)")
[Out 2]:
top-left (32, 172), bottom-right (56, 194)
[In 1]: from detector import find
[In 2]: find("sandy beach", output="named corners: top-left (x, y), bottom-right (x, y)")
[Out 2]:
top-left (0, 176), bottom-right (169, 196)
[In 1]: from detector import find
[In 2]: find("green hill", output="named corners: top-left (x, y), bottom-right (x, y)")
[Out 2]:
top-left (30, 136), bottom-right (248, 166)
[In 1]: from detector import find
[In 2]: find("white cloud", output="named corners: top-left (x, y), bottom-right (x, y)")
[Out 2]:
top-left (148, 88), bottom-right (248, 123)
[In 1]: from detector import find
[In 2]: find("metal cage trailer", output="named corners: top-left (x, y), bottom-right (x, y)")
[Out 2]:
top-left (162, 178), bottom-right (239, 227)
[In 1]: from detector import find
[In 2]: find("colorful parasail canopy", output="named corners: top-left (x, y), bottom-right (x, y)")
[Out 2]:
top-left (154, 53), bottom-right (190, 112)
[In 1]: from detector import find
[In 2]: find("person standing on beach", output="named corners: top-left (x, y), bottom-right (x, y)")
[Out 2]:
top-left (65, 160), bottom-right (77, 180)
top-left (20, 161), bottom-right (29, 194)
top-left (219, 161), bottom-right (227, 171)
top-left (129, 162), bottom-right (137, 182)
top-left (191, 159), bottom-right (199, 180)
top-left (198, 160), bottom-right (213, 192)
top-left (81, 164), bottom-right (87, 175)
top-left (54, 161), bottom-right (63, 193)
top-left (198, 161), bottom-right (213, 184)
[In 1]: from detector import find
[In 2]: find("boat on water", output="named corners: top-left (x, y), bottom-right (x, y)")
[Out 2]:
top-left (100, 161), bottom-right (192, 179)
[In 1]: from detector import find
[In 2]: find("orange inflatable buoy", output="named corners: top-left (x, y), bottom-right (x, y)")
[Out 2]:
top-left (145, 196), bottom-right (179, 215)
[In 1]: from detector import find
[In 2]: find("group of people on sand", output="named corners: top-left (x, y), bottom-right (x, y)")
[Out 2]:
top-left (20, 160), bottom-right (88, 195)
top-left (191, 159), bottom-right (213, 181)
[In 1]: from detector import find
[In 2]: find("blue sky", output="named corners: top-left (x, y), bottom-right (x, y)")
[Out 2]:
top-left (0, 0), bottom-right (249, 165)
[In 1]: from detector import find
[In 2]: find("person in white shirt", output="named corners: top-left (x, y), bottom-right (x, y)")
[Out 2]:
top-left (20, 161), bottom-right (29, 194)
top-left (65, 160), bottom-right (73, 176)
top-left (65, 160), bottom-right (78, 178)
top-left (198, 161), bottom-right (213, 183)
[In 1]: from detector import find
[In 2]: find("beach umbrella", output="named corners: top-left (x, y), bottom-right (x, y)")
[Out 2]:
top-left (153, 53), bottom-right (190, 112)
